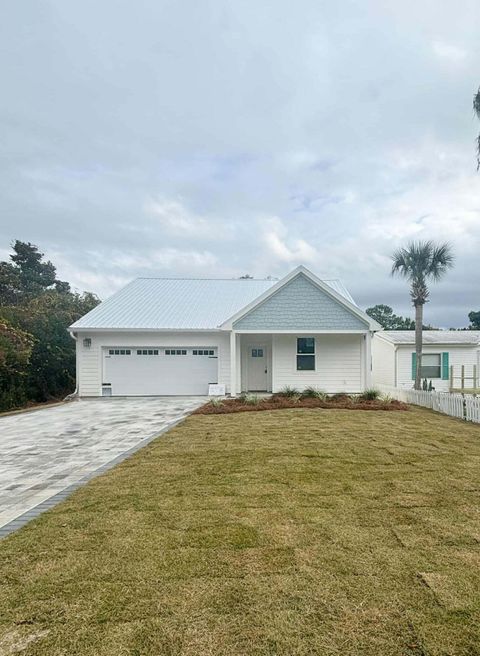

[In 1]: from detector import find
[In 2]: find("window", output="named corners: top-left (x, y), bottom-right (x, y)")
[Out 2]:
top-left (296, 337), bottom-right (315, 370)
top-left (251, 348), bottom-right (264, 358)
top-left (109, 349), bottom-right (131, 355)
top-left (193, 349), bottom-right (215, 356)
top-left (421, 353), bottom-right (441, 378)
top-left (165, 349), bottom-right (187, 355)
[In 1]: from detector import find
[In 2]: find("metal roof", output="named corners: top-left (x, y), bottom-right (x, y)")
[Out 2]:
top-left (378, 331), bottom-right (480, 346)
top-left (70, 276), bottom-right (356, 331)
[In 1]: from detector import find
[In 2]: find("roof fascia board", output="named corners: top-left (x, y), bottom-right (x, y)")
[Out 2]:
top-left (396, 342), bottom-right (478, 347)
top-left (232, 329), bottom-right (369, 334)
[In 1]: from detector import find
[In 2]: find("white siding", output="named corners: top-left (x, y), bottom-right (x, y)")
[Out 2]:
top-left (76, 331), bottom-right (230, 396)
top-left (371, 336), bottom-right (396, 387)
top-left (272, 334), bottom-right (364, 393)
top-left (396, 345), bottom-right (479, 391)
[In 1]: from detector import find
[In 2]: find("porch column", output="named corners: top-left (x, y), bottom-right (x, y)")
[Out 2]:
top-left (230, 330), bottom-right (237, 397)
top-left (365, 331), bottom-right (372, 389)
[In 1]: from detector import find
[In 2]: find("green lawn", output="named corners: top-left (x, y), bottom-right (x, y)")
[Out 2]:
top-left (1, 407), bottom-right (480, 655)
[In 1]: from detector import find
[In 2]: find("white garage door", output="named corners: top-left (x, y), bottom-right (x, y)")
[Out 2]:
top-left (103, 347), bottom-right (218, 396)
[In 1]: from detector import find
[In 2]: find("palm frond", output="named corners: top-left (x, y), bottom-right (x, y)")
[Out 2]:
top-left (428, 242), bottom-right (454, 281)
top-left (475, 88), bottom-right (480, 169)
top-left (474, 87), bottom-right (480, 118)
top-left (391, 240), bottom-right (454, 305)
top-left (390, 247), bottom-right (409, 277)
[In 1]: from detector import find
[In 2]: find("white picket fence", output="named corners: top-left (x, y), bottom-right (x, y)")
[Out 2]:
top-left (378, 386), bottom-right (480, 424)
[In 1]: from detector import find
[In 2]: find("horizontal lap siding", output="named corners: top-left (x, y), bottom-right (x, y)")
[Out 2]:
top-left (272, 334), bottom-right (363, 393)
top-left (396, 345), bottom-right (479, 391)
top-left (371, 337), bottom-right (395, 387)
top-left (77, 331), bottom-right (230, 397)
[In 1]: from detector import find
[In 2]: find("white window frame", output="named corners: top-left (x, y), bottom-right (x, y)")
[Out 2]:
top-left (296, 337), bottom-right (316, 372)
top-left (420, 353), bottom-right (442, 379)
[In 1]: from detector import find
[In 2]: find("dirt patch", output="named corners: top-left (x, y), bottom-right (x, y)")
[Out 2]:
top-left (194, 395), bottom-right (408, 415)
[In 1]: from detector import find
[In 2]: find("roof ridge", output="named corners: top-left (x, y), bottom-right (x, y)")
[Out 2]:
top-left (133, 276), bottom-right (341, 282)
top-left (135, 277), bottom-right (276, 281)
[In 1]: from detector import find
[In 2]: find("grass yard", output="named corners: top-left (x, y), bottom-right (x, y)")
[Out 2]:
top-left (1, 407), bottom-right (480, 655)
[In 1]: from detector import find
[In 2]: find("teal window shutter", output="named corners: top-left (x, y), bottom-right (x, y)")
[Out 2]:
top-left (442, 352), bottom-right (449, 380)
top-left (411, 352), bottom-right (417, 379)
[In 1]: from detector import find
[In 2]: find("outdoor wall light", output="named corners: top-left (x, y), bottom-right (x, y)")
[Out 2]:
top-left (83, 338), bottom-right (92, 348)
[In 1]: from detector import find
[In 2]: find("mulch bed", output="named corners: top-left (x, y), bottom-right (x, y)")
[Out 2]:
top-left (194, 394), bottom-right (408, 415)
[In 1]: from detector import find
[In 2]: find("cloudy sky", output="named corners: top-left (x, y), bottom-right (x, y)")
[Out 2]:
top-left (1, 1), bottom-right (479, 326)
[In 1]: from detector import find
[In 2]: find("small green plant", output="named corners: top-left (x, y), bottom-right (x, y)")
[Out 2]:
top-left (329, 392), bottom-right (352, 402)
top-left (301, 386), bottom-right (327, 400)
top-left (243, 393), bottom-right (260, 405)
top-left (209, 397), bottom-right (224, 407)
top-left (279, 386), bottom-right (300, 397)
top-left (359, 388), bottom-right (380, 401)
top-left (380, 393), bottom-right (394, 404)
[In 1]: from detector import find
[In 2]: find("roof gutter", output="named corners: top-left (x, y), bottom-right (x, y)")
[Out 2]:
top-left (68, 327), bottom-right (226, 333)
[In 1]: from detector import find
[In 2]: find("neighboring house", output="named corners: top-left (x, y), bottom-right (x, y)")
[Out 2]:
top-left (69, 265), bottom-right (381, 397)
top-left (372, 331), bottom-right (480, 391)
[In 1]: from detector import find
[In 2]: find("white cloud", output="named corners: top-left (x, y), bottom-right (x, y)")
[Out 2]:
top-left (432, 41), bottom-right (468, 63)
top-left (262, 217), bottom-right (317, 265)
top-left (145, 198), bottom-right (207, 234)
top-left (144, 197), bottom-right (233, 240)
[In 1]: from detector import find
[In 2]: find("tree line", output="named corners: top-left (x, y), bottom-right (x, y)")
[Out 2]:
top-left (0, 241), bottom-right (99, 412)
top-left (366, 304), bottom-right (480, 331)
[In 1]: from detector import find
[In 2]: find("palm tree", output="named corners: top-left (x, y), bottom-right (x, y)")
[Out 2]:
top-left (475, 87), bottom-right (480, 169)
top-left (391, 241), bottom-right (454, 390)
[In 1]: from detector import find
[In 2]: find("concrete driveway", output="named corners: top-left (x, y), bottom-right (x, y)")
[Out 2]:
top-left (0, 397), bottom-right (204, 536)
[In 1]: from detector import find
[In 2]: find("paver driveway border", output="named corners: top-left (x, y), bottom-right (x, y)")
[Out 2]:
top-left (0, 397), bottom-right (204, 539)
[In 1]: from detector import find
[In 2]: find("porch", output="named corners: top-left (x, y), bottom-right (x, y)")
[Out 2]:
top-left (229, 331), bottom-right (372, 396)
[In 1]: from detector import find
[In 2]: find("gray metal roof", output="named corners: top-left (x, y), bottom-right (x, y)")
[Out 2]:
top-left (70, 276), bottom-right (356, 331)
top-left (378, 330), bottom-right (480, 345)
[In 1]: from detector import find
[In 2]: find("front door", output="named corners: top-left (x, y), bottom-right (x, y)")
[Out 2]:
top-left (247, 345), bottom-right (268, 391)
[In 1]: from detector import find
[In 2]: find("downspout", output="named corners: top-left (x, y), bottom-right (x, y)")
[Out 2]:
top-left (394, 345), bottom-right (398, 387)
top-left (65, 330), bottom-right (79, 401)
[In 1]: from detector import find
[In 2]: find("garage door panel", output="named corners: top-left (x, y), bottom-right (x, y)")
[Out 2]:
top-left (103, 348), bottom-right (218, 396)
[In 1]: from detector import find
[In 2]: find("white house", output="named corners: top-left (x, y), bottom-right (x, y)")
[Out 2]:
top-left (69, 266), bottom-right (381, 397)
top-left (372, 331), bottom-right (480, 391)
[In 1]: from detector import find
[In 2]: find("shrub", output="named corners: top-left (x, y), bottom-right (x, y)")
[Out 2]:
top-left (329, 393), bottom-right (353, 402)
top-left (301, 386), bottom-right (327, 400)
top-left (359, 388), bottom-right (380, 401)
top-left (243, 393), bottom-right (260, 405)
top-left (209, 397), bottom-right (224, 407)
top-left (278, 386), bottom-right (300, 397)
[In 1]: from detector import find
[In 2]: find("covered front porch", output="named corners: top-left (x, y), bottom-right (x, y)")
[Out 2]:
top-left (229, 331), bottom-right (372, 396)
